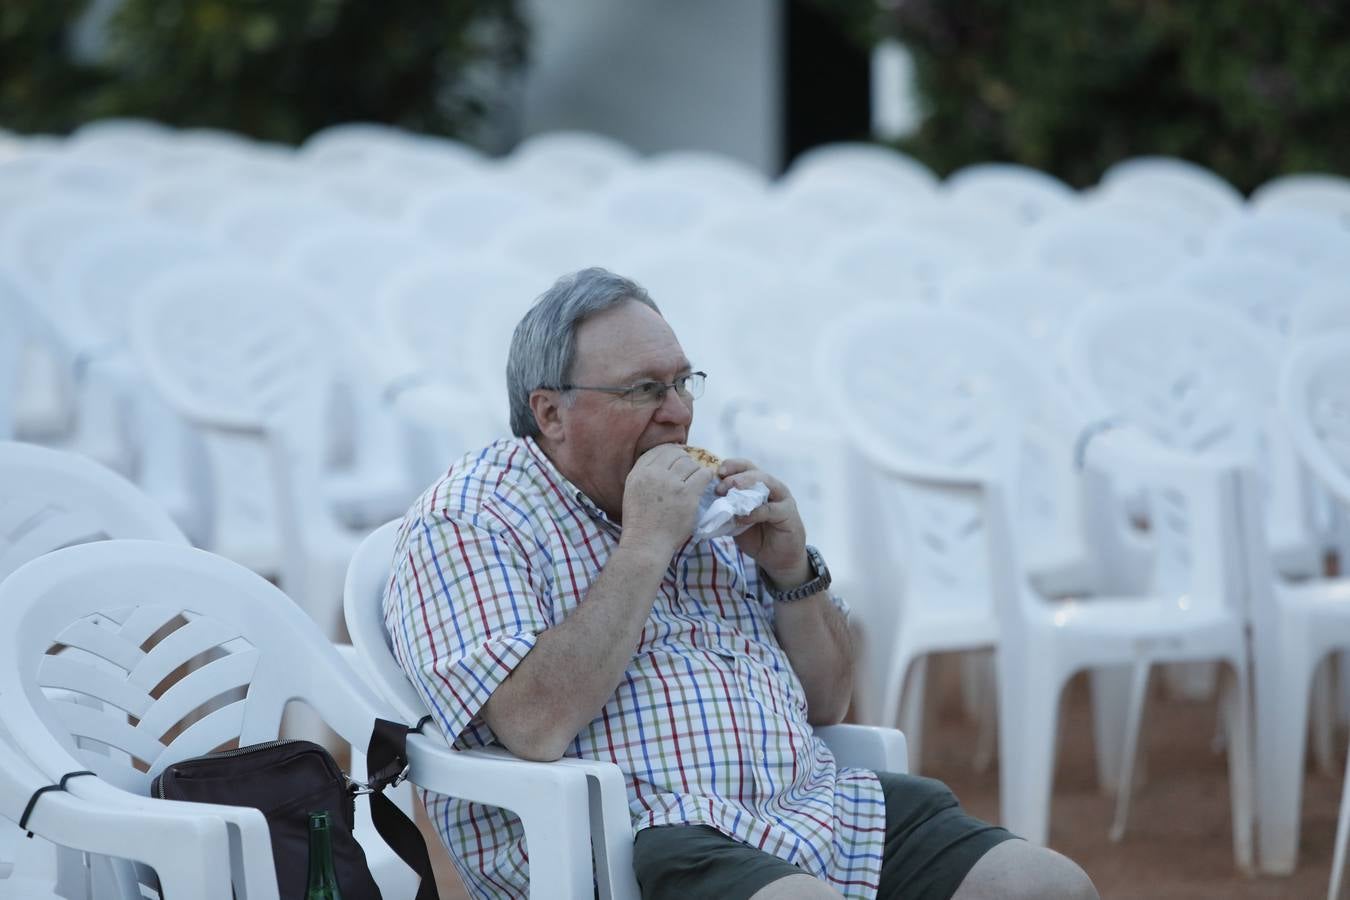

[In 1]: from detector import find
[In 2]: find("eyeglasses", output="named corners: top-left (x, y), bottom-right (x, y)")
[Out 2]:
top-left (549, 371), bottom-right (707, 407)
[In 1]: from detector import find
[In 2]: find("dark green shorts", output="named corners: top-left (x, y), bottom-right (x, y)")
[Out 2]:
top-left (632, 772), bottom-right (1017, 900)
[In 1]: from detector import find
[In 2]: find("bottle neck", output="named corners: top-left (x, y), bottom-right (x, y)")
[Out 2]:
top-left (306, 811), bottom-right (342, 898)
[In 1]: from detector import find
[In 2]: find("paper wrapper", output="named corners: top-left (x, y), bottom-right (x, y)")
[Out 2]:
top-left (691, 480), bottom-right (770, 542)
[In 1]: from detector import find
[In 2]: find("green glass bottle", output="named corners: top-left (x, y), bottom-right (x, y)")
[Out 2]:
top-left (305, 810), bottom-right (344, 900)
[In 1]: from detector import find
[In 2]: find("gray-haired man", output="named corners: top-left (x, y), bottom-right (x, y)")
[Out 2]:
top-left (386, 267), bottom-right (1097, 899)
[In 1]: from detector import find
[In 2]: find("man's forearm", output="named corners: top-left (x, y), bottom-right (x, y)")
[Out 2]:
top-left (773, 592), bottom-right (855, 724)
top-left (483, 540), bottom-right (671, 760)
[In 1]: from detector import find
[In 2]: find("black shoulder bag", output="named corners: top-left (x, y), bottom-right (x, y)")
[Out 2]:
top-left (151, 717), bottom-right (439, 900)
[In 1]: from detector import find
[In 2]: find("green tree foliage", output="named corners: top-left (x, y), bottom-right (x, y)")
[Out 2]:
top-left (1, 2), bottom-right (110, 133)
top-left (808, 0), bottom-right (1350, 191)
top-left (1, 0), bottom-right (526, 145)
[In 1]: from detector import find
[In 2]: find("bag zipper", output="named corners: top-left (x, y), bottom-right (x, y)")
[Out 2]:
top-left (153, 739), bottom-right (315, 799)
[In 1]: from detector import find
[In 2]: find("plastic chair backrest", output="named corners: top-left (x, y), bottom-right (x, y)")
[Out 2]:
top-left (493, 212), bottom-right (643, 279)
top-left (816, 307), bottom-right (1072, 621)
top-left (1292, 290), bottom-right (1350, 339)
top-left (506, 130), bottom-right (638, 194)
top-left (644, 150), bottom-right (769, 201)
top-left (1169, 255), bottom-right (1313, 338)
top-left (281, 221), bottom-right (435, 321)
top-left (300, 121), bottom-right (428, 168)
top-left (945, 162), bottom-right (1076, 225)
top-left (342, 520), bottom-right (431, 726)
top-left (943, 267), bottom-right (1096, 356)
top-left (1098, 155), bottom-right (1244, 222)
top-left (406, 181), bottom-right (551, 252)
top-left (1250, 173), bottom-right (1350, 225)
top-left (53, 222), bottom-right (226, 353)
top-left (0, 441), bottom-right (187, 581)
top-left (1062, 296), bottom-right (1278, 459)
top-left (1281, 336), bottom-right (1350, 506)
top-left (379, 257), bottom-right (542, 399)
top-left (0, 540), bottom-right (391, 796)
top-left (816, 225), bottom-right (970, 305)
top-left (1216, 210), bottom-right (1350, 274)
top-left (1024, 213), bottom-right (1189, 293)
top-left (207, 192), bottom-right (364, 263)
top-left (0, 197), bottom-right (138, 288)
top-left (131, 261), bottom-right (334, 435)
top-left (785, 142), bottom-right (938, 199)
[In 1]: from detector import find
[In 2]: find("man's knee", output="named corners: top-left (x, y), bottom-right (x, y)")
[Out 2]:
top-left (952, 839), bottom-right (1098, 900)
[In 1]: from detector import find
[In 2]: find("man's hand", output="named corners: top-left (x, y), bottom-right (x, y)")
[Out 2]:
top-left (621, 444), bottom-right (715, 557)
top-left (715, 458), bottom-right (810, 588)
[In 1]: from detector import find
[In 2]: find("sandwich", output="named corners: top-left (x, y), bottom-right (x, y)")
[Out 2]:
top-left (683, 445), bottom-right (722, 471)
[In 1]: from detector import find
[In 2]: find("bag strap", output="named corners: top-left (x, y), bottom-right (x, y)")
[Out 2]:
top-left (365, 716), bottom-right (439, 900)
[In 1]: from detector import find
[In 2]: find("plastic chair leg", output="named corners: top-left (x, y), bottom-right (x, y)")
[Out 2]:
top-left (1109, 661), bottom-right (1151, 842)
top-left (997, 660), bottom-right (1062, 845)
top-left (1329, 742), bottom-right (1350, 900)
top-left (1255, 649), bottom-right (1315, 875)
top-left (898, 657), bottom-right (928, 774)
top-left (1090, 664), bottom-right (1134, 794)
top-left (1312, 657), bottom-right (1339, 778)
top-left (1221, 662), bottom-right (1255, 875)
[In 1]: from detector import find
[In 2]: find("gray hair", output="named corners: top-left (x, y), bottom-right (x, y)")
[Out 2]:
top-left (507, 267), bottom-right (660, 438)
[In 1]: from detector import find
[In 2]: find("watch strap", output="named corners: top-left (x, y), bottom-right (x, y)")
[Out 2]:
top-left (763, 545), bottom-right (831, 603)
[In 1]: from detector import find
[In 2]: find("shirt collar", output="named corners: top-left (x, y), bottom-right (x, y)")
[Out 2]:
top-left (522, 436), bottom-right (621, 531)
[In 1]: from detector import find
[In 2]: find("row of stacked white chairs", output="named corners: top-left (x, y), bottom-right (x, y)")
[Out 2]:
top-left (2, 118), bottom-right (1350, 892)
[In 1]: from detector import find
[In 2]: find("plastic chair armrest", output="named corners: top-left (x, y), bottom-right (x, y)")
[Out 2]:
top-left (20, 792), bottom-right (235, 900)
top-left (814, 724), bottom-right (909, 773)
top-left (64, 779), bottom-right (279, 900)
top-left (406, 737), bottom-right (596, 899)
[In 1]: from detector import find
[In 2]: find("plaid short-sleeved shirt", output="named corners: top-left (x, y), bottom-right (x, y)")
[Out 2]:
top-left (384, 437), bottom-right (885, 899)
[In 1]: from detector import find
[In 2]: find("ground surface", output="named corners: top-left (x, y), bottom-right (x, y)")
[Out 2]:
top-left (415, 657), bottom-right (1341, 899)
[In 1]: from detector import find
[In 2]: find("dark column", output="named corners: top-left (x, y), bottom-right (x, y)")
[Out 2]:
top-left (782, 0), bottom-right (873, 174)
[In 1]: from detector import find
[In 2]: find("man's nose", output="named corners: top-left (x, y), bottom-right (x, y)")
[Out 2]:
top-left (654, 387), bottom-right (693, 424)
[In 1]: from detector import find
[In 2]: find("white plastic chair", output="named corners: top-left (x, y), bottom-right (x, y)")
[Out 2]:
top-left (945, 162), bottom-right (1077, 225)
top-left (0, 538), bottom-right (611, 899)
top-left (1062, 296), bottom-right (1324, 580)
top-left (130, 262), bottom-right (412, 635)
top-left (818, 307), bottom-right (1254, 867)
top-left (345, 520), bottom-right (909, 899)
top-left (1270, 337), bottom-right (1350, 884)
top-left (50, 222), bottom-right (223, 543)
top-left (0, 440), bottom-right (224, 897)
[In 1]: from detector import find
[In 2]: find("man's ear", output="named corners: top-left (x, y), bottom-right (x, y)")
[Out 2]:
top-left (528, 389), bottom-right (566, 443)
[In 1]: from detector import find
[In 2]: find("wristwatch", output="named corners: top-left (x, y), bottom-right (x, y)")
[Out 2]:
top-left (763, 545), bottom-right (832, 603)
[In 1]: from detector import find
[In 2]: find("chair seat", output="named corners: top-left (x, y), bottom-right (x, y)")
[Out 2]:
top-left (1036, 595), bottom-right (1239, 649)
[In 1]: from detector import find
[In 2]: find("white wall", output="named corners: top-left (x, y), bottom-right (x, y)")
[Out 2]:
top-left (519, 0), bottom-right (783, 174)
